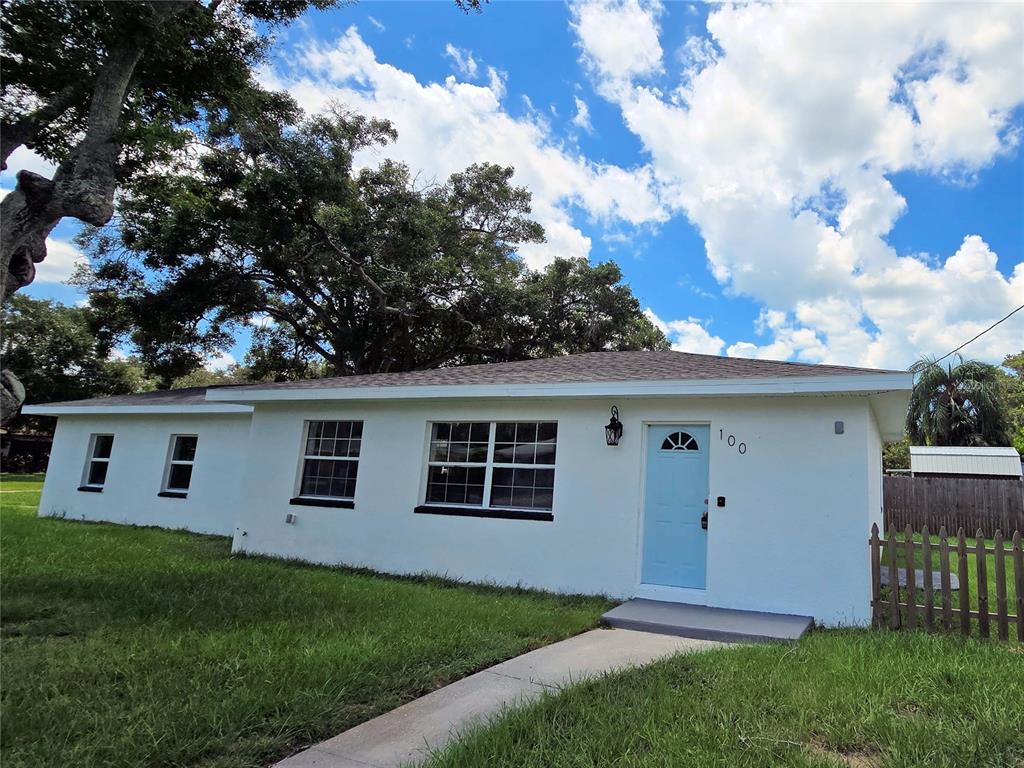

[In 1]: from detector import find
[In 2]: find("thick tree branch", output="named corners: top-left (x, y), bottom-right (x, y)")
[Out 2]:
top-left (317, 226), bottom-right (413, 317)
top-left (1, 1), bottom-right (189, 303)
top-left (0, 84), bottom-right (80, 171)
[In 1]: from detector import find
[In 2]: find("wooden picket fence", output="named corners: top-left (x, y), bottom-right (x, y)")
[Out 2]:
top-left (883, 476), bottom-right (1024, 539)
top-left (869, 523), bottom-right (1024, 642)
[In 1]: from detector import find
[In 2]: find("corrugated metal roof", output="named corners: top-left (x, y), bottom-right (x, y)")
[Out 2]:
top-left (909, 446), bottom-right (1023, 477)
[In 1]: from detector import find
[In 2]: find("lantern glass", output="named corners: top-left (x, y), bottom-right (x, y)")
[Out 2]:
top-left (604, 406), bottom-right (623, 446)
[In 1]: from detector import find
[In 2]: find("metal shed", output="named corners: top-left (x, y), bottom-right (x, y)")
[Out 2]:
top-left (909, 446), bottom-right (1023, 478)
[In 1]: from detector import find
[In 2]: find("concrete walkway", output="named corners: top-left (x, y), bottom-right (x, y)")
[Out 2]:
top-left (276, 628), bottom-right (727, 768)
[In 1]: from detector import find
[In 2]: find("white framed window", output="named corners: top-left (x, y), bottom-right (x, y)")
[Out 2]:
top-left (162, 435), bottom-right (198, 495)
top-left (296, 420), bottom-right (363, 500)
top-left (424, 421), bottom-right (557, 512)
top-left (81, 434), bottom-right (114, 489)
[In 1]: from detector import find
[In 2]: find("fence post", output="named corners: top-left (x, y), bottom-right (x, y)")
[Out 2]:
top-left (870, 523), bottom-right (881, 628)
top-left (1013, 531), bottom-right (1023, 643)
top-left (922, 525), bottom-right (934, 631)
top-left (994, 530), bottom-right (1008, 642)
top-left (904, 524), bottom-right (917, 629)
top-left (939, 526), bottom-right (953, 631)
top-left (957, 528), bottom-right (970, 637)
top-left (887, 524), bottom-right (900, 630)
top-left (976, 529), bottom-right (990, 639)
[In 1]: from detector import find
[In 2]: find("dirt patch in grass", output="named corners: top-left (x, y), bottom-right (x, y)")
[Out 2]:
top-left (808, 737), bottom-right (882, 768)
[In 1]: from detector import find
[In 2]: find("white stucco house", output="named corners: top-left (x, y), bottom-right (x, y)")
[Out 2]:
top-left (24, 350), bottom-right (913, 625)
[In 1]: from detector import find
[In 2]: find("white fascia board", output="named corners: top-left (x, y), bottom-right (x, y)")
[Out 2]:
top-left (205, 372), bottom-right (914, 404)
top-left (21, 403), bottom-right (253, 416)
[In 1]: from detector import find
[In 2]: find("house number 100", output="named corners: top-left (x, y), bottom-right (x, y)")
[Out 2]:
top-left (719, 429), bottom-right (747, 455)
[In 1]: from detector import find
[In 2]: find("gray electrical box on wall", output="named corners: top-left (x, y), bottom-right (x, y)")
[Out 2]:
top-left (834, 421), bottom-right (844, 434)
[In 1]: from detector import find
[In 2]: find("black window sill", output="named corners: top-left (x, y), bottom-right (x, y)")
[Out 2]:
top-left (414, 505), bottom-right (553, 522)
top-left (289, 497), bottom-right (355, 509)
top-left (77, 485), bottom-right (103, 493)
top-left (158, 491), bottom-right (188, 499)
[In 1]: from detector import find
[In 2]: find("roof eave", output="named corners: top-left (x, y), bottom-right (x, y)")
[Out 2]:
top-left (21, 403), bottom-right (254, 416)
top-left (205, 372), bottom-right (915, 404)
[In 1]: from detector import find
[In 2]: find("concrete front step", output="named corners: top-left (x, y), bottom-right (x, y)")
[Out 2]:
top-left (602, 599), bottom-right (813, 643)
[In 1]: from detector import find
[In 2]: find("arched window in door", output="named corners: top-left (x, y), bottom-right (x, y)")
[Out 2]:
top-left (660, 431), bottom-right (699, 451)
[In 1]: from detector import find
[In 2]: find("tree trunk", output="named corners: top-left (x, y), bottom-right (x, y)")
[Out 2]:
top-left (0, 1), bottom-right (188, 426)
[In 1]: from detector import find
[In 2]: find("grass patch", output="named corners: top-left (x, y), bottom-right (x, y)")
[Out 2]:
top-left (0, 474), bottom-right (610, 768)
top-left (424, 630), bottom-right (1024, 768)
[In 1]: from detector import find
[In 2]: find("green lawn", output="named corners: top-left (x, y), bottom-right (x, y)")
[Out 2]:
top-left (0, 474), bottom-right (610, 768)
top-left (424, 630), bottom-right (1024, 768)
top-left (885, 531), bottom-right (1021, 640)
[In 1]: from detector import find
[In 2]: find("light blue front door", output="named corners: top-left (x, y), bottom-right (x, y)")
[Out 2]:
top-left (641, 425), bottom-right (710, 589)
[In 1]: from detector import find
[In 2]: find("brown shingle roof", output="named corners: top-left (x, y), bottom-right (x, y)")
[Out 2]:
top-left (30, 386), bottom-right (223, 409)
top-left (224, 350), bottom-right (904, 393)
top-left (31, 352), bottom-right (906, 408)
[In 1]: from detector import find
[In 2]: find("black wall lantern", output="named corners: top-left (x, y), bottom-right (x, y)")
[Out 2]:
top-left (605, 406), bottom-right (623, 446)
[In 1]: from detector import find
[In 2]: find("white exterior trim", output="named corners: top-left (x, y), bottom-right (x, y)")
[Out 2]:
top-left (22, 403), bottom-right (253, 416)
top-left (205, 372), bottom-right (913, 403)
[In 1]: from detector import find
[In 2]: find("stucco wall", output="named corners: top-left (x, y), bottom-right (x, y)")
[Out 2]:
top-left (37, 413), bottom-right (252, 536)
top-left (231, 394), bottom-right (878, 625)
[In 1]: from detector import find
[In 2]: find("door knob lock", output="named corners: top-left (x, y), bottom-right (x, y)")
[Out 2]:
top-left (700, 511), bottom-right (709, 530)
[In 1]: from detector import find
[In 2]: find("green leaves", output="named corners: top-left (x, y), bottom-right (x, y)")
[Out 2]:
top-left (83, 109), bottom-right (668, 381)
top-left (0, 295), bottom-right (155, 406)
top-left (906, 354), bottom-right (1013, 447)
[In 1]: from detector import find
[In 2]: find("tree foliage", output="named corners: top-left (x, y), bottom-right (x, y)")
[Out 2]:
top-left (996, 350), bottom-right (1024, 453)
top-left (0, 0), bottom-right (333, 421)
top-left (906, 354), bottom-right (1012, 447)
top-left (81, 109), bottom-right (667, 383)
top-left (882, 439), bottom-right (910, 471)
top-left (0, 0), bottom-right (329, 297)
top-left (0, 294), bottom-right (154, 406)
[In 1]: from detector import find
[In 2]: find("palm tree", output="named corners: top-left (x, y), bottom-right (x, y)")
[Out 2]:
top-left (906, 354), bottom-right (1012, 446)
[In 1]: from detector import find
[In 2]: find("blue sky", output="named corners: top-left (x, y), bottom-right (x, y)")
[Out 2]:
top-left (4, 1), bottom-right (1022, 370)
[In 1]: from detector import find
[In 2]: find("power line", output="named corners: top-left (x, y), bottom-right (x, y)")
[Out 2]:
top-left (924, 302), bottom-right (1024, 370)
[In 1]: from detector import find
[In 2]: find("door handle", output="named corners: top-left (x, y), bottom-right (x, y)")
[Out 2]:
top-left (701, 511), bottom-right (708, 530)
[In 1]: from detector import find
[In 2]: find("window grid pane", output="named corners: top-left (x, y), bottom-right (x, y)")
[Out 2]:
top-left (87, 460), bottom-right (108, 487)
top-left (167, 463), bottom-right (193, 491)
top-left (300, 458), bottom-right (359, 499)
top-left (493, 422), bottom-right (557, 466)
top-left (172, 436), bottom-right (198, 462)
top-left (426, 421), bottom-right (556, 512)
top-left (297, 422), bottom-right (364, 499)
top-left (93, 435), bottom-right (114, 459)
top-left (426, 465), bottom-right (486, 506)
top-left (488, 467), bottom-right (555, 510)
top-left (305, 421), bottom-right (363, 458)
top-left (429, 421), bottom-right (490, 463)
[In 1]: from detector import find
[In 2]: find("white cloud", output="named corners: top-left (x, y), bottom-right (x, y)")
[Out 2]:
top-left (572, 96), bottom-right (593, 133)
top-left (204, 351), bottom-right (237, 372)
top-left (444, 43), bottom-right (478, 79)
top-left (571, 0), bottom-right (663, 88)
top-left (247, 313), bottom-right (276, 329)
top-left (645, 309), bottom-right (725, 355)
top-left (33, 238), bottom-right (85, 284)
top-left (367, 16), bottom-right (385, 32)
top-left (266, 27), bottom-right (667, 268)
top-left (574, 1), bottom-right (1024, 367)
top-left (0, 145), bottom-right (57, 183)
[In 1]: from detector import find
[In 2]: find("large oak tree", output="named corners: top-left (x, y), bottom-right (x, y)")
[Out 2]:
top-left (81, 109), bottom-right (668, 384)
top-left (0, 0), bottom-right (336, 420)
